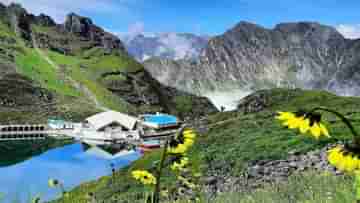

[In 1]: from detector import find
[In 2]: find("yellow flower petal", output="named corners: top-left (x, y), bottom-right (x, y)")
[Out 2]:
top-left (276, 112), bottom-right (295, 121)
top-left (319, 123), bottom-right (330, 137)
top-left (131, 170), bottom-right (156, 185)
top-left (327, 146), bottom-right (360, 173)
top-left (299, 118), bottom-right (310, 134)
top-left (310, 123), bottom-right (322, 138)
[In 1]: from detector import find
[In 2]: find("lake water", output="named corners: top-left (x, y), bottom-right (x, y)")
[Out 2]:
top-left (0, 142), bottom-right (142, 203)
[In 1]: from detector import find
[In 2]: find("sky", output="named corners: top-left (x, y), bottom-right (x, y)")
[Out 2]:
top-left (1, 0), bottom-right (360, 39)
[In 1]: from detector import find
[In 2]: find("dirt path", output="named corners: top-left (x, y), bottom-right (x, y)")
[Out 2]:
top-left (32, 36), bottom-right (110, 111)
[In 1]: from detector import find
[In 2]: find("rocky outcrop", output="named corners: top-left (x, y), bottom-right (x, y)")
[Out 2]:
top-left (0, 3), bottom-right (125, 54)
top-left (0, 2), bottom-right (217, 120)
top-left (63, 13), bottom-right (125, 53)
top-left (204, 143), bottom-right (342, 196)
top-left (100, 69), bottom-right (218, 118)
top-left (0, 74), bottom-right (52, 108)
top-left (144, 21), bottom-right (360, 98)
top-left (143, 58), bottom-right (204, 93)
top-left (34, 13), bottom-right (56, 27)
top-left (6, 3), bottom-right (32, 41)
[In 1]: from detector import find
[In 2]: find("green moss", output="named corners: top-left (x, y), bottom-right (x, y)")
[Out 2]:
top-left (174, 95), bottom-right (194, 115)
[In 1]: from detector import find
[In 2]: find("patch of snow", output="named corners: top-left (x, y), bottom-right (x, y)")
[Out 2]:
top-left (203, 89), bottom-right (253, 111)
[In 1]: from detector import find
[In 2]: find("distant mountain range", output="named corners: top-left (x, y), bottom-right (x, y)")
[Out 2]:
top-left (121, 33), bottom-right (209, 61)
top-left (144, 21), bottom-right (360, 110)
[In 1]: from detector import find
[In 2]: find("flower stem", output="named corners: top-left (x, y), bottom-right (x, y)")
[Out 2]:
top-left (152, 126), bottom-right (186, 203)
top-left (152, 139), bottom-right (169, 203)
top-left (309, 107), bottom-right (360, 143)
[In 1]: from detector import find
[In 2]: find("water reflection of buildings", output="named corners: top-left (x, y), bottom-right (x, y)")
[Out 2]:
top-left (80, 143), bottom-right (138, 160)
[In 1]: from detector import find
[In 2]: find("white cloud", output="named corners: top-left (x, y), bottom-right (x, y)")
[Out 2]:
top-left (158, 33), bottom-right (198, 59)
top-left (0, 0), bottom-right (133, 23)
top-left (336, 24), bottom-right (360, 39)
top-left (128, 21), bottom-right (144, 36)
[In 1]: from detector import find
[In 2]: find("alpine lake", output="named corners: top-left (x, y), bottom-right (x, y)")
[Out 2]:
top-left (0, 139), bottom-right (142, 202)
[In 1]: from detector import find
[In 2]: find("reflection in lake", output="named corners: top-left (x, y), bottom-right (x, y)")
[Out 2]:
top-left (0, 139), bottom-right (71, 167)
top-left (0, 142), bottom-right (142, 202)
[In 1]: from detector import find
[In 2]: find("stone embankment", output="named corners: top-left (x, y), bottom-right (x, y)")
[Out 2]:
top-left (204, 143), bottom-right (342, 196)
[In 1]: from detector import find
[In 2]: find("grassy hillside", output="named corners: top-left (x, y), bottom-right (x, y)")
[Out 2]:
top-left (0, 20), bottom-right (144, 121)
top-left (51, 88), bottom-right (360, 202)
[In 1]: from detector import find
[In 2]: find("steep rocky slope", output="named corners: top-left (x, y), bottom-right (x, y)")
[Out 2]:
top-left (0, 3), bottom-right (216, 123)
top-left (144, 21), bottom-right (360, 99)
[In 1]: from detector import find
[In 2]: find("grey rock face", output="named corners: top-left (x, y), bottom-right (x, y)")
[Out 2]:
top-left (204, 143), bottom-right (343, 197)
top-left (64, 13), bottom-right (93, 36)
top-left (35, 14), bottom-right (56, 27)
top-left (64, 13), bottom-right (125, 53)
top-left (6, 3), bottom-right (32, 41)
top-left (143, 58), bottom-right (204, 93)
top-left (144, 21), bottom-right (360, 98)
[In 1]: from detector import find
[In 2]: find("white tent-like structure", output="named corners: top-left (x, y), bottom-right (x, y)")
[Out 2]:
top-left (85, 111), bottom-right (139, 131)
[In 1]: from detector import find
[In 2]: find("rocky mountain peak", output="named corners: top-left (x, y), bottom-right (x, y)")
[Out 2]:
top-left (35, 13), bottom-right (56, 27)
top-left (274, 21), bottom-right (344, 41)
top-left (64, 13), bottom-right (93, 37)
top-left (144, 21), bottom-right (360, 110)
top-left (6, 3), bottom-right (27, 16)
top-left (226, 21), bottom-right (269, 36)
top-left (5, 3), bottom-right (32, 41)
top-left (62, 12), bottom-right (125, 53)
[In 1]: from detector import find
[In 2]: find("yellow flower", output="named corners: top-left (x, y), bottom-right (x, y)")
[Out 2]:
top-left (168, 129), bottom-right (196, 154)
top-left (168, 144), bottom-right (188, 154)
top-left (309, 122), bottom-right (330, 139)
top-left (327, 145), bottom-right (360, 173)
top-left (276, 111), bottom-right (296, 121)
top-left (299, 118), bottom-right (310, 134)
top-left (48, 179), bottom-right (59, 188)
top-left (171, 157), bottom-right (189, 171)
top-left (276, 111), bottom-right (304, 129)
top-left (276, 111), bottom-right (330, 139)
top-left (131, 170), bottom-right (157, 185)
top-left (183, 130), bottom-right (196, 139)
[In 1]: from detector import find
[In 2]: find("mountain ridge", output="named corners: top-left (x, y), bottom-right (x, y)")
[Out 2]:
top-left (0, 2), bottom-right (217, 123)
top-left (144, 20), bottom-right (360, 110)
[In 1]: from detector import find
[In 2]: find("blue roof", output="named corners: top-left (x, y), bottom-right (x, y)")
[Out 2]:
top-left (143, 114), bottom-right (178, 125)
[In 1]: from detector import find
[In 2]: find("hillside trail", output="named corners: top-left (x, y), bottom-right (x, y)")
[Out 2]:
top-left (31, 36), bottom-right (110, 112)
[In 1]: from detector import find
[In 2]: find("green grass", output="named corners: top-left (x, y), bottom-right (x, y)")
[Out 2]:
top-left (173, 171), bottom-right (356, 203)
top-left (0, 21), bottom-right (13, 37)
top-left (14, 48), bottom-right (79, 96)
top-left (200, 89), bottom-right (360, 175)
top-left (45, 50), bottom-right (137, 112)
top-left (51, 88), bottom-right (360, 203)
